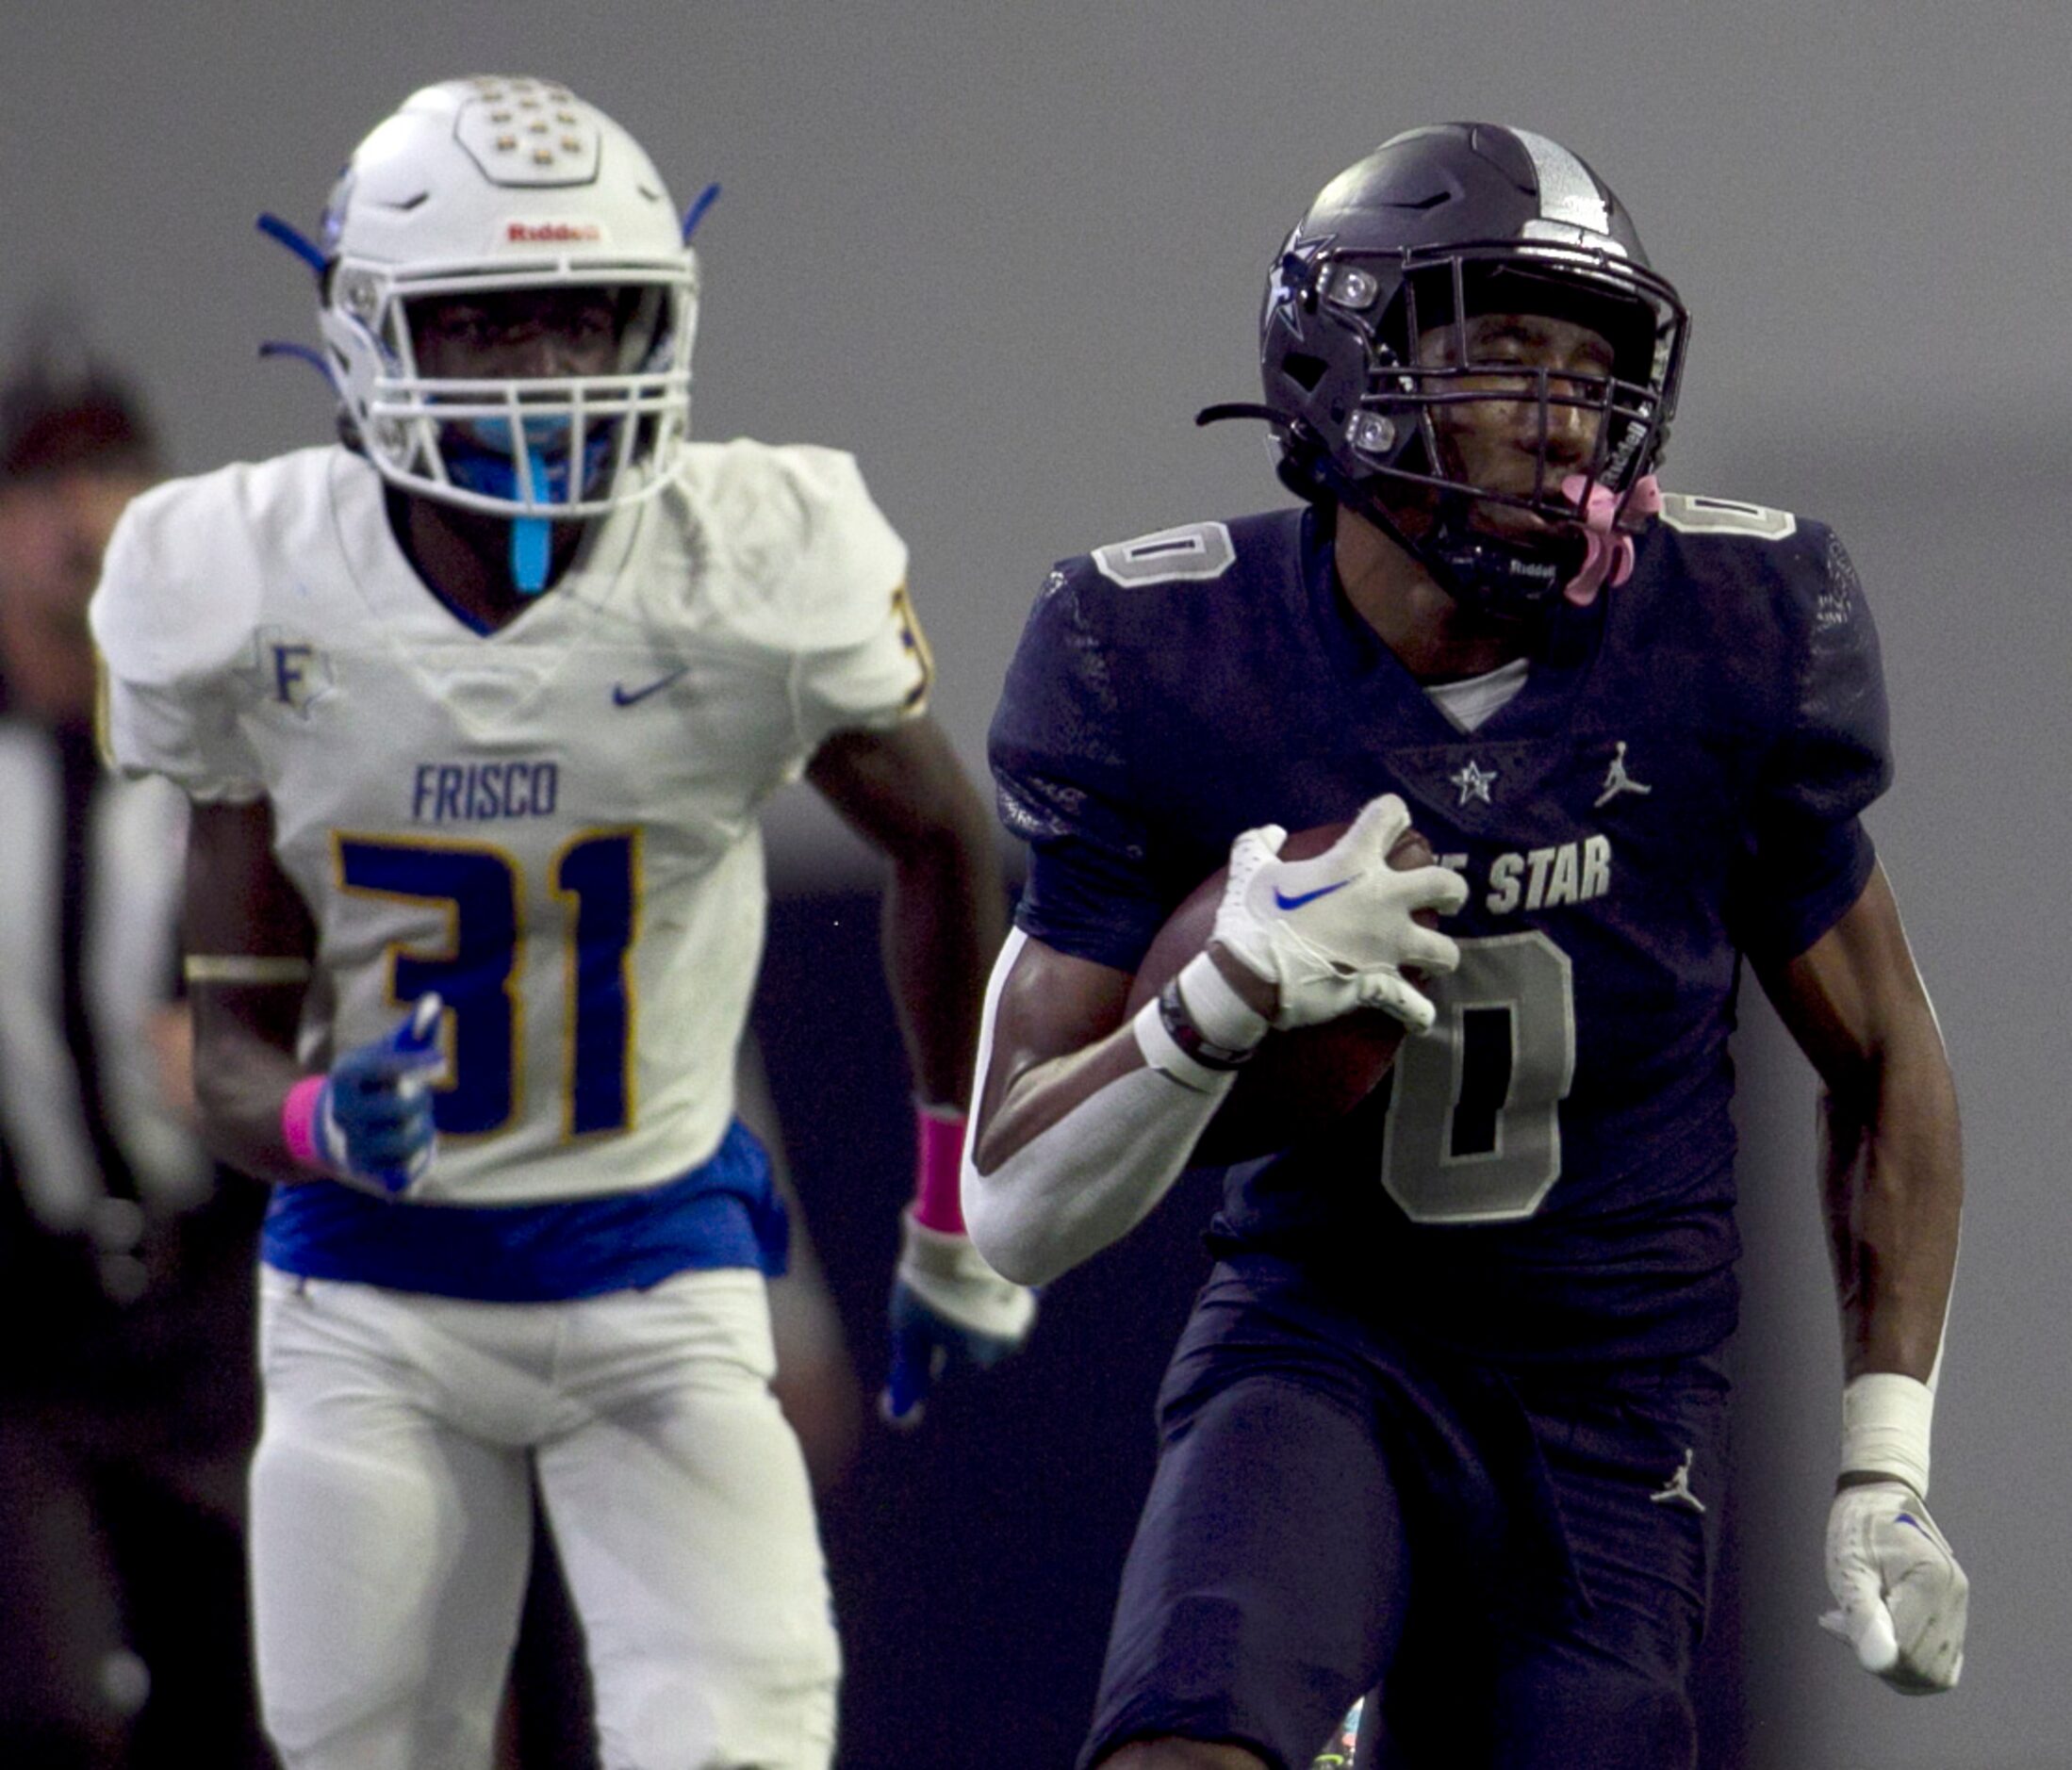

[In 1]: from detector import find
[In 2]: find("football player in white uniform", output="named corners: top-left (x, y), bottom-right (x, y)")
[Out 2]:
top-left (90, 75), bottom-right (1032, 1770)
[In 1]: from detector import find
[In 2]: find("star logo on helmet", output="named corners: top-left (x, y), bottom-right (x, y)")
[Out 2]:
top-left (1451, 760), bottom-right (1497, 806)
top-left (1266, 268), bottom-right (1304, 336)
top-left (1267, 238), bottom-right (1332, 336)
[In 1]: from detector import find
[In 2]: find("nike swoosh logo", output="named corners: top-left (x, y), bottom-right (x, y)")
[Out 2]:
top-left (612, 666), bottom-right (691, 707)
top-left (1274, 879), bottom-right (1354, 911)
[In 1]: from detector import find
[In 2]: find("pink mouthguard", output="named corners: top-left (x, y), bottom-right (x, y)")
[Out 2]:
top-left (1558, 473), bottom-right (1663, 606)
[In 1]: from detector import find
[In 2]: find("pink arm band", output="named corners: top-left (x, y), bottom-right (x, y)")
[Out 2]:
top-left (281, 1075), bottom-right (329, 1171)
top-left (912, 1103), bottom-right (968, 1234)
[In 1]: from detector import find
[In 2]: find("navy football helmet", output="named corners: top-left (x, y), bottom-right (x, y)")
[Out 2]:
top-left (1208, 123), bottom-right (1690, 622)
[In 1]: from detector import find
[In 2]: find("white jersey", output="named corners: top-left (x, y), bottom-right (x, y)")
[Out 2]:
top-left (93, 440), bottom-right (926, 1205)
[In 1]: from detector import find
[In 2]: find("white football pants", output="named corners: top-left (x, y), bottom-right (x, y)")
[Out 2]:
top-left (250, 1265), bottom-right (839, 1770)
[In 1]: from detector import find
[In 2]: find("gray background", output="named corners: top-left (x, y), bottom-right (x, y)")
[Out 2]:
top-left (8, 4), bottom-right (2067, 1764)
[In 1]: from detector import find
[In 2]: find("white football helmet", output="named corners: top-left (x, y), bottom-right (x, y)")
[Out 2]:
top-left (315, 75), bottom-right (697, 521)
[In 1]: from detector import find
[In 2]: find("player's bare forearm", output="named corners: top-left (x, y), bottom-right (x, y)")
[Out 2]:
top-left (877, 816), bottom-right (1005, 1105)
top-left (967, 935), bottom-right (1288, 1173)
top-left (807, 716), bottom-right (1006, 1106)
top-left (972, 955), bottom-right (1294, 1190)
top-left (184, 798), bottom-right (322, 1183)
top-left (190, 994), bottom-right (321, 1182)
top-left (1817, 1019), bottom-right (1963, 1382)
top-left (1760, 863), bottom-right (1964, 1383)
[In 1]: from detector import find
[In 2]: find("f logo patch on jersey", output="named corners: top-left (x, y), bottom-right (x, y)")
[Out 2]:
top-left (241, 629), bottom-right (335, 717)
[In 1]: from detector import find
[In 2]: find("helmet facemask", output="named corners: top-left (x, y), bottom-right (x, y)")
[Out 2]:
top-left (1297, 243), bottom-right (1687, 622)
top-left (1234, 123), bottom-right (1694, 626)
top-left (338, 270), bottom-right (693, 524)
top-left (283, 77), bottom-right (705, 592)
top-left (1351, 250), bottom-right (1682, 526)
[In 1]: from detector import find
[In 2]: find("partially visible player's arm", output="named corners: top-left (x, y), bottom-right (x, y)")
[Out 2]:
top-left (808, 713), bottom-right (1032, 1421)
top-left (962, 931), bottom-right (1237, 1287)
top-left (805, 713), bottom-right (1005, 1111)
top-left (1757, 860), bottom-right (1968, 1693)
top-left (183, 799), bottom-right (320, 1183)
top-left (969, 798), bottom-right (1464, 1287)
top-left (1758, 860), bottom-right (1962, 1388)
top-left (184, 799), bottom-right (439, 1193)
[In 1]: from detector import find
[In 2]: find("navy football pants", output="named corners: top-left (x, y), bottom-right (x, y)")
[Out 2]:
top-left (1078, 1258), bottom-right (1728, 1770)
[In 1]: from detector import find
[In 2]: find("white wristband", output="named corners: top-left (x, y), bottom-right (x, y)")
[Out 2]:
top-left (1132, 996), bottom-right (1235, 1095)
top-left (1176, 951), bottom-right (1271, 1053)
top-left (1840, 1371), bottom-right (1934, 1496)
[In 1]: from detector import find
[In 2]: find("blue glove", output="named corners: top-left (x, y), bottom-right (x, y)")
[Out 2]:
top-left (880, 1209), bottom-right (1037, 1428)
top-left (316, 995), bottom-right (443, 1196)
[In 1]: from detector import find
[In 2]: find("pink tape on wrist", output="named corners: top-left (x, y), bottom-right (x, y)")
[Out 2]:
top-left (281, 1075), bottom-right (329, 1172)
top-left (912, 1105), bottom-right (967, 1234)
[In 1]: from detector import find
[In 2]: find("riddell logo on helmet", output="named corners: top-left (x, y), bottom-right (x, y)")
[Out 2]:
top-left (504, 221), bottom-right (606, 244)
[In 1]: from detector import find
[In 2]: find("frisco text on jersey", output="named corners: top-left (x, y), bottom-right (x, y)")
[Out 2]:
top-left (410, 759), bottom-right (560, 824)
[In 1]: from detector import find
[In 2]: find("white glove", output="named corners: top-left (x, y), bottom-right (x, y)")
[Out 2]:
top-left (1821, 1481), bottom-right (1968, 1693)
top-left (881, 1210), bottom-right (1039, 1427)
top-left (1210, 795), bottom-right (1467, 1033)
top-left (893, 1209), bottom-right (1039, 1342)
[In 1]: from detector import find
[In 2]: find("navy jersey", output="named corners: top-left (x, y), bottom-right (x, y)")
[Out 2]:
top-left (991, 499), bottom-right (1890, 1363)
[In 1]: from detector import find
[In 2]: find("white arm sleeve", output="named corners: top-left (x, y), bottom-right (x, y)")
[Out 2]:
top-left (961, 930), bottom-right (1234, 1287)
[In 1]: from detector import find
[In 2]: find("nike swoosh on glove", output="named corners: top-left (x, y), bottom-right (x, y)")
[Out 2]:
top-left (1821, 1481), bottom-right (1968, 1693)
top-left (1211, 794), bottom-right (1466, 1033)
top-left (880, 1209), bottom-right (1037, 1429)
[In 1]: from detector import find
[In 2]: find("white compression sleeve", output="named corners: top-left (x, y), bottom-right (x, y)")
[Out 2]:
top-left (961, 931), bottom-right (1234, 1287)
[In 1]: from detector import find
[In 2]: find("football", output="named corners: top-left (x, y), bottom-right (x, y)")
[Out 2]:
top-left (1124, 820), bottom-right (1438, 1165)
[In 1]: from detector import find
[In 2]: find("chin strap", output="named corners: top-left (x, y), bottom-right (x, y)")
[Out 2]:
top-left (1559, 472), bottom-right (1664, 606)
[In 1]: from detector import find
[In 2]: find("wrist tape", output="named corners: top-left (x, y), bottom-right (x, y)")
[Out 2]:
top-left (1840, 1371), bottom-right (1934, 1496)
top-left (280, 1075), bottom-right (331, 1172)
top-left (1133, 951), bottom-right (1271, 1093)
top-left (1133, 995), bottom-right (1238, 1094)
top-left (1175, 951), bottom-right (1271, 1053)
top-left (913, 1102), bottom-right (968, 1234)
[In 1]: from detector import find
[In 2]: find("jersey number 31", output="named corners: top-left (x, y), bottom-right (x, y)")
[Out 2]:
top-left (339, 831), bottom-right (638, 1139)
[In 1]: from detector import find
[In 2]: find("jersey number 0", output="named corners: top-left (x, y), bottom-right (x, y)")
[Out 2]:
top-left (1377, 931), bottom-right (1575, 1223)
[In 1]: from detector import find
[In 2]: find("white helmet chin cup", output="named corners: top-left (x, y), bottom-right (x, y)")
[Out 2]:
top-left (317, 75), bottom-right (697, 518)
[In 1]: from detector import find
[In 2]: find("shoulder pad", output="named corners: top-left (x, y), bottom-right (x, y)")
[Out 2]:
top-left (666, 438), bottom-right (908, 647)
top-left (90, 458), bottom-right (291, 687)
top-left (1084, 519), bottom-right (1242, 589)
top-left (1656, 491), bottom-right (1801, 545)
top-left (1633, 490), bottom-right (1850, 638)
